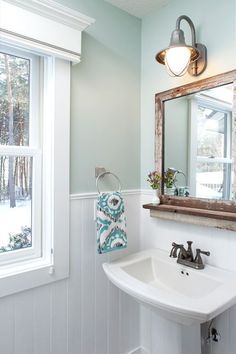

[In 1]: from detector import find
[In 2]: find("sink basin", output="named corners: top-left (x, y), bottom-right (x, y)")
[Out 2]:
top-left (103, 249), bottom-right (236, 325)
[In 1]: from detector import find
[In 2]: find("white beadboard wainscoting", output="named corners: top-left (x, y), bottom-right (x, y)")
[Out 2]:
top-left (0, 191), bottom-right (140, 354)
top-left (140, 191), bottom-right (236, 354)
top-left (1, 190), bottom-right (236, 354)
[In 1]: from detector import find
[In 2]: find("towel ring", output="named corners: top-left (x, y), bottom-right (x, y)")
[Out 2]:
top-left (96, 171), bottom-right (122, 194)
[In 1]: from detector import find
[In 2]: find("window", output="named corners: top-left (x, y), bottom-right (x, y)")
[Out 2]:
top-left (0, 41), bottom-right (71, 296)
top-left (0, 45), bottom-right (42, 265)
top-left (0, 43), bottom-right (70, 296)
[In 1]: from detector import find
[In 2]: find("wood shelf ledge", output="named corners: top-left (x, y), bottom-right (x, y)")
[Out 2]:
top-left (143, 203), bottom-right (236, 231)
top-left (143, 203), bottom-right (236, 221)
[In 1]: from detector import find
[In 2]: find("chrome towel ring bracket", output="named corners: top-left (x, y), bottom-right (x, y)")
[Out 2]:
top-left (96, 171), bottom-right (122, 194)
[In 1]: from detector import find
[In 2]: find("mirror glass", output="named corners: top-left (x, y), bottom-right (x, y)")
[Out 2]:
top-left (164, 84), bottom-right (234, 200)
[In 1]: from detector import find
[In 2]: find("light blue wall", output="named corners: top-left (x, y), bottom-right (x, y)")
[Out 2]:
top-left (56, 0), bottom-right (236, 192)
top-left (58, 0), bottom-right (141, 193)
top-left (141, 0), bottom-right (236, 187)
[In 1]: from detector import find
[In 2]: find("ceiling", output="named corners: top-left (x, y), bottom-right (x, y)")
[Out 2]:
top-left (104, 0), bottom-right (169, 18)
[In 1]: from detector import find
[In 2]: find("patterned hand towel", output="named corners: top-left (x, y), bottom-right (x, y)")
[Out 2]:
top-left (97, 191), bottom-right (127, 254)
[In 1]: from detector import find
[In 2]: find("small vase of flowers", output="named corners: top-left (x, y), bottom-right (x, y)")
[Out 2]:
top-left (147, 171), bottom-right (161, 204)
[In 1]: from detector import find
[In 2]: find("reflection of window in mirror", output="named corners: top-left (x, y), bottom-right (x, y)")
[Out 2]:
top-left (189, 84), bottom-right (233, 200)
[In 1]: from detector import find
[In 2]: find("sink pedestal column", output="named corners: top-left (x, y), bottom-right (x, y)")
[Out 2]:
top-left (141, 308), bottom-right (202, 354)
top-left (182, 323), bottom-right (201, 354)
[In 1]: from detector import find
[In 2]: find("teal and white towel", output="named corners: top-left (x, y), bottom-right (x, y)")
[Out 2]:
top-left (97, 191), bottom-right (127, 254)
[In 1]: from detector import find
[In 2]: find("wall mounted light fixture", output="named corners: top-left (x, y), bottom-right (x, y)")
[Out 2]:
top-left (155, 15), bottom-right (207, 77)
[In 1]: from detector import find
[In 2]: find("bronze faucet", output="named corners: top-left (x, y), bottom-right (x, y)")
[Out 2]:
top-left (170, 241), bottom-right (210, 270)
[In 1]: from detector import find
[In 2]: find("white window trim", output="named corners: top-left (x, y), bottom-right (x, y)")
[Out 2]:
top-left (0, 0), bottom-right (94, 297)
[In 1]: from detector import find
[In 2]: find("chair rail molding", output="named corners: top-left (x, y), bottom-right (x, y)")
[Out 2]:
top-left (70, 190), bottom-right (141, 200)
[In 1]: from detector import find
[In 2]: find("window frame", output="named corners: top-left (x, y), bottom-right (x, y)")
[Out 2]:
top-left (0, 48), bottom-right (70, 298)
top-left (189, 96), bottom-right (233, 199)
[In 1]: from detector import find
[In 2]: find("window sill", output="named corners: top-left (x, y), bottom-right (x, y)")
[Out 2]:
top-left (0, 257), bottom-right (52, 278)
top-left (0, 257), bottom-right (68, 298)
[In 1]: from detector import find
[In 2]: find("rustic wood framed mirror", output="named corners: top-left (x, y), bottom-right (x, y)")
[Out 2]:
top-left (144, 70), bottom-right (236, 230)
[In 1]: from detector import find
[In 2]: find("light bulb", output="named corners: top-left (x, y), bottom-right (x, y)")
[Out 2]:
top-left (165, 47), bottom-right (191, 76)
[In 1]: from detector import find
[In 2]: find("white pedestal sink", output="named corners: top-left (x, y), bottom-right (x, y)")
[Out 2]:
top-left (103, 248), bottom-right (236, 326)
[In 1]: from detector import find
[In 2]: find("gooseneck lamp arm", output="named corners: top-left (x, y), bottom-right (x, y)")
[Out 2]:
top-left (176, 15), bottom-right (196, 48)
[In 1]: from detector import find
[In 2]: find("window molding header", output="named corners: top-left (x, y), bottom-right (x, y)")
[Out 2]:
top-left (0, 0), bottom-right (95, 63)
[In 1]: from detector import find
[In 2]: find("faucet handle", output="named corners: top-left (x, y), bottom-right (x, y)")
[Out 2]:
top-left (198, 249), bottom-right (210, 257)
top-left (194, 248), bottom-right (210, 268)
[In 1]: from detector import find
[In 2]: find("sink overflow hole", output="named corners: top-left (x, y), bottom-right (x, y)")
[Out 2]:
top-left (180, 270), bottom-right (190, 276)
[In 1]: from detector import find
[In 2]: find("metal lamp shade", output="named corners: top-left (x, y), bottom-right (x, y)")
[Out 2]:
top-left (156, 29), bottom-right (200, 76)
top-left (155, 29), bottom-right (199, 66)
